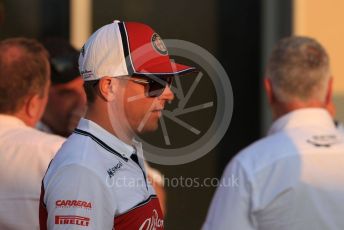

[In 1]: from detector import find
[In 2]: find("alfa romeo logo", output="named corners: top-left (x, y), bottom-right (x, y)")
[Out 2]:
top-left (151, 33), bottom-right (168, 56)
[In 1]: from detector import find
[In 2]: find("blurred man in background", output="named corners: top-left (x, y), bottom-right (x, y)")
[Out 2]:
top-left (37, 38), bottom-right (86, 137)
top-left (0, 38), bottom-right (64, 229)
top-left (203, 36), bottom-right (344, 229)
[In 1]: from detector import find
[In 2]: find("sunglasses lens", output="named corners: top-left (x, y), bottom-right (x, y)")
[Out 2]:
top-left (148, 81), bottom-right (165, 97)
top-left (147, 77), bottom-right (173, 97)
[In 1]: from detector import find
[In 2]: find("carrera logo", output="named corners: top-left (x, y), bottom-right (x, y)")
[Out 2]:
top-left (56, 200), bottom-right (92, 209)
top-left (55, 215), bottom-right (90, 226)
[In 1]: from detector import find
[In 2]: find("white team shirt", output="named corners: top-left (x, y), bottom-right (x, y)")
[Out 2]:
top-left (203, 108), bottom-right (344, 230)
top-left (0, 114), bottom-right (65, 229)
top-left (40, 118), bottom-right (164, 229)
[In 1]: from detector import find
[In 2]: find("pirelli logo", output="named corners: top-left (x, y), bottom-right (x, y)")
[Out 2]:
top-left (55, 215), bottom-right (90, 226)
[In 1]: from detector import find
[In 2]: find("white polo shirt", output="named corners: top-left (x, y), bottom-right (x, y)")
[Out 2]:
top-left (0, 114), bottom-right (65, 229)
top-left (40, 118), bottom-right (163, 229)
top-left (203, 108), bottom-right (344, 230)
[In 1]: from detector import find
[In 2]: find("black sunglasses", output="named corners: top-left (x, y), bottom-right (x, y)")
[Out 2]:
top-left (130, 76), bottom-right (173, 97)
top-left (112, 76), bottom-right (173, 97)
top-left (92, 76), bottom-right (173, 97)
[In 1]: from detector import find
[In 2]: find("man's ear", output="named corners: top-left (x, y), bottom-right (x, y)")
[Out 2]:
top-left (264, 78), bottom-right (275, 105)
top-left (25, 94), bottom-right (41, 119)
top-left (98, 77), bottom-right (116, 101)
top-left (22, 93), bottom-right (46, 127)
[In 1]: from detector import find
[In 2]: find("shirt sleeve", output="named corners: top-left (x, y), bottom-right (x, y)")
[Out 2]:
top-left (202, 158), bottom-right (256, 230)
top-left (43, 164), bottom-right (115, 229)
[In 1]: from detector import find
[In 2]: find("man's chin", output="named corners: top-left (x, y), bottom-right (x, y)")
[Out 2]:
top-left (136, 122), bottom-right (159, 134)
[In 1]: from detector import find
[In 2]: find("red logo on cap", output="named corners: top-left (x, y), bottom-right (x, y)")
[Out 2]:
top-left (151, 33), bottom-right (168, 56)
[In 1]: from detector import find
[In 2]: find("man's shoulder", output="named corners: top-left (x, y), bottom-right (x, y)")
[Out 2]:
top-left (32, 128), bottom-right (66, 143)
top-left (50, 133), bottom-right (123, 177)
top-left (52, 133), bottom-right (96, 165)
top-left (234, 126), bottom-right (344, 175)
top-left (233, 131), bottom-right (301, 174)
top-left (238, 131), bottom-right (290, 156)
top-left (1, 124), bottom-right (65, 152)
top-left (27, 127), bottom-right (65, 151)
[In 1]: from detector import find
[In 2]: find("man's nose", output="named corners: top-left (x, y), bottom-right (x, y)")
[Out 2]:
top-left (159, 84), bottom-right (174, 101)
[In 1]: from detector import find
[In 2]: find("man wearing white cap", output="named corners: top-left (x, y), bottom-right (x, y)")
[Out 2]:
top-left (203, 36), bottom-right (344, 229)
top-left (39, 20), bottom-right (195, 229)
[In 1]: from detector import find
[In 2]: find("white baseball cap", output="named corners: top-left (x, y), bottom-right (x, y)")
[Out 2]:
top-left (79, 20), bottom-right (196, 81)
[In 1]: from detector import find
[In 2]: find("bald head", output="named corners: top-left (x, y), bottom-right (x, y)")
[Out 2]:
top-left (0, 38), bottom-right (50, 113)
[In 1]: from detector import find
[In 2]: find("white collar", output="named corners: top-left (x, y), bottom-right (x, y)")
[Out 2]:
top-left (75, 118), bottom-right (141, 159)
top-left (0, 114), bottom-right (26, 127)
top-left (268, 108), bottom-right (335, 136)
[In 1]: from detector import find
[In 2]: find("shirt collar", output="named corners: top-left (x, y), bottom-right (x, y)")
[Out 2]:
top-left (268, 108), bottom-right (335, 136)
top-left (0, 114), bottom-right (26, 127)
top-left (75, 118), bottom-right (141, 159)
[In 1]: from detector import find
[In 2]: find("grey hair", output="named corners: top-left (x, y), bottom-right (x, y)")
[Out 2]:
top-left (266, 36), bottom-right (331, 103)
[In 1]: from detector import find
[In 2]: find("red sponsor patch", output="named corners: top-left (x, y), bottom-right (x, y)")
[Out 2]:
top-left (139, 209), bottom-right (164, 230)
top-left (55, 215), bottom-right (90, 226)
top-left (114, 196), bottom-right (164, 230)
top-left (56, 200), bottom-right (92, 209)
